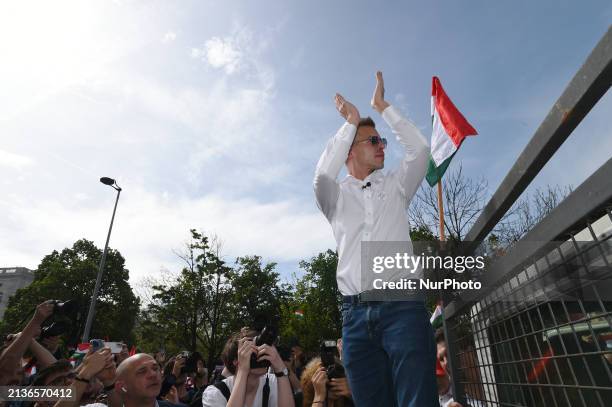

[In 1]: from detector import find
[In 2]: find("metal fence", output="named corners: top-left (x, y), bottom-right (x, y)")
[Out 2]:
top-left (443, 26), bottom-right (612, 407)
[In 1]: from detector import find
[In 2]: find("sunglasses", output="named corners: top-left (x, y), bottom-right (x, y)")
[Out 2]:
top-left (355, 136), bottom-right (387, 147)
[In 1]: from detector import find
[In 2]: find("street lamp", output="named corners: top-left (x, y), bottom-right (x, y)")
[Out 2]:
top-left (82, 177), bottom-right (122, 342)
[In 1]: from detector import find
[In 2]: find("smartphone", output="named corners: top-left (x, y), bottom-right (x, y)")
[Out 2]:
top-left (105, 341), bottom-right (124, 354)
top-left (90, 339), bottom-right (105, 352)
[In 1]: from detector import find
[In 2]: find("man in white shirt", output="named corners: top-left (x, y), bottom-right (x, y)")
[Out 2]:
top-left (201, 332), bottom-right (294, 407)
top-left (313, 72), bottom-right (438, 406)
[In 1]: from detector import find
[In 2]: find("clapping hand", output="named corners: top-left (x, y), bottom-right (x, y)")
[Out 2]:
top-left (335, 93), bottom-right (360, 126)
top-left (370, 71), bottom-right (390, 114)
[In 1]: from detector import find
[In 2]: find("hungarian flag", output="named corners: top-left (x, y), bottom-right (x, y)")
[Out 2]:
top-left (294, 310), bottom-right (304, 318)
top-left (430, 302), bottom-right (444, 330)
top-left (426, 77), bottom-right (477, 187)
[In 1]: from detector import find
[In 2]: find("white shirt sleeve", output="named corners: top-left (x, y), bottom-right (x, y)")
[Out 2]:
top-left (202, 385), bottom-right (229, 407)
top-left (382, 105), bottom-right (430, 202)
top-left (313, 122), bottom-right (357, 222)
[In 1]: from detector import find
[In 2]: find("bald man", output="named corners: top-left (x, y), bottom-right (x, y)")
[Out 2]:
top-left (114, 353), bottom-right (180, 407)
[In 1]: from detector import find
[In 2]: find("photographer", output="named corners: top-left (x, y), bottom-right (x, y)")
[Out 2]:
top-left (185, 356), bottom-right (208, 407)
top-left (52, 348), bottom-right (121, 407)
top-left (201, 330), bottom-right (294, 407)
top-left (160, 354), bottom-right (190, 406)
top-left (301, 358), bottom-right (353, 407)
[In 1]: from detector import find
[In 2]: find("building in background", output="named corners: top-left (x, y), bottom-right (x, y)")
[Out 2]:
top-left (0, 267), bottom-right (34, 320)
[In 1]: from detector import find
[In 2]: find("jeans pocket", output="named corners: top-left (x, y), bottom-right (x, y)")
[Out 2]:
top-left (341, 304), bottom-right (353, 326)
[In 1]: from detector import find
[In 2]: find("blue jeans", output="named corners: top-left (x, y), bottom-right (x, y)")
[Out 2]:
top-left (341, 300), bottom-right (438, 407)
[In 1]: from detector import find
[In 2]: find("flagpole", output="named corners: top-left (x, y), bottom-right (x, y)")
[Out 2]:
top-left (437, 180), bottom-right (445, 241)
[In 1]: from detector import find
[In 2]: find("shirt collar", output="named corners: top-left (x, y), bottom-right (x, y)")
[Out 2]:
top-left (343, 169), bottom-right (383, 185)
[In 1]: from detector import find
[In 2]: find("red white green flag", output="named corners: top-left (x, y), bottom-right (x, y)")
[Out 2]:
top-left (426, 77), bottom-right (477, 187)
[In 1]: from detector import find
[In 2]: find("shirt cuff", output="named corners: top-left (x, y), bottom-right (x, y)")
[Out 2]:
top-left (338, 121), bottom-right (357, 143)
top-left (381, 104), bottom-right (404, 127)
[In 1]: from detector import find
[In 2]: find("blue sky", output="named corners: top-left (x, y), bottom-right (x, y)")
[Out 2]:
top-left (1, 1), bottom-right (611, 292)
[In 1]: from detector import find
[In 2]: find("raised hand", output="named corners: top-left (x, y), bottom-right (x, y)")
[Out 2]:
top-left (371, 71), bottom-right (390, 114)
top-left (335, 93), bottom-right (360, 126)
top-left (32, 300), bottom-right (55, 326)
top-left (236, 338), bottom-right (257, 374)
top-left (172, 354), bottom-right (186, 378)
top-left (312, 367), bottom-right (328, 401)
top-left (96, 358), bottom-right (117, 387)
top-left (80, 348), bottom-right (113, 380)
top-left (329, 377), bottom-right (352, 398)
top-left (256, 344), bottom-right (285, 373)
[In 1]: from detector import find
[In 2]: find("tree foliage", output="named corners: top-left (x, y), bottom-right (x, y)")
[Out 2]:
top-left (280, 250), bottom-right (342, 353)
top-left (228, 256), bottom-right (290, 332)
top-left (135, 230), bottom-right (294, 369)
top-left (135, 230), bottom-right (233, 369)
top-left (0, 239), bottom-right (140, 345)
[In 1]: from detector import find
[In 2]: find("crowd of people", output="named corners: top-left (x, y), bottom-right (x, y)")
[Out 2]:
top-left (0, 299), bottom-right (480, 407)
top-left (0, 300), bottom-right (358, 407)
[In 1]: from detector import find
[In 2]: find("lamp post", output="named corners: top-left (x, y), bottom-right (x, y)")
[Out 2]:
top-left (82, 177), bottom-right (122, 342)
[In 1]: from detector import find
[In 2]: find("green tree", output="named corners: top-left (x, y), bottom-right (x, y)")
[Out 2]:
top-left (0, 239), bottom-right (140, 345)
top-left (280, 250), bottom-right (341, 353)
top-left (135, 229), bottom-right (233, 370)
top-left (228, 256), bottom-right (290, 333)
top-left (410, 225), bottom-right (438, 242)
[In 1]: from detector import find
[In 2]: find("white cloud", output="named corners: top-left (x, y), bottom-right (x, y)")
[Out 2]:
top-left (162, 31), bottom-right (177, 43)
top-left (191, 26), bottom-right (274, 90)
top-left (0, 149), bottom-right (34, 169)
top-left (0, 14), bottom-right (319, 291)
top-left (0, 186), bottom-right (334, 284)
top-left (202, 36), bottom-right (243, 74)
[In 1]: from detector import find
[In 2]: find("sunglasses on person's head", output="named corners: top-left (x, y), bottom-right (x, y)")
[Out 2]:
top-left (355, 136), bottom-right (387, 147)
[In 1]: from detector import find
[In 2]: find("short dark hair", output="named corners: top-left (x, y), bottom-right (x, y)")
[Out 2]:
top-left (353, 117), bottom-right (376, 143)
top-left (357, 117), bottom-right (376, 130)
top-left (221, 329), bottom-right (258, 375)
top-left (435, 328), bottom-right (446, 344)
top-left (348, 117), bottom-right (377, 156)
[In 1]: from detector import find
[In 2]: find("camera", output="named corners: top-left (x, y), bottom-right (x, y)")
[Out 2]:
top-left (38, 300), bottom-right (77, 339)
top-left (320, 340), bottom-right (345, 380)
top-left (51, 300), bottom-right (77, 316)
top-left (39, 321), bottom-right (70, 339)
top-left (250, 326), bottom-right (278, 369)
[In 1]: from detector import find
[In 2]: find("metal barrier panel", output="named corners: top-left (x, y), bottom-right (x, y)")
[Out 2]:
top-left (447, 209), bottom-right (612, 406)
top-left (442, 25), bottom-right (612, 407)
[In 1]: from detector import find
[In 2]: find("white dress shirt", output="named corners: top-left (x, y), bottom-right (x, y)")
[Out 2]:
top-left (314, 105), bottom-right (429, 295)
top-left (201, 373), bottom-right (278, 407)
